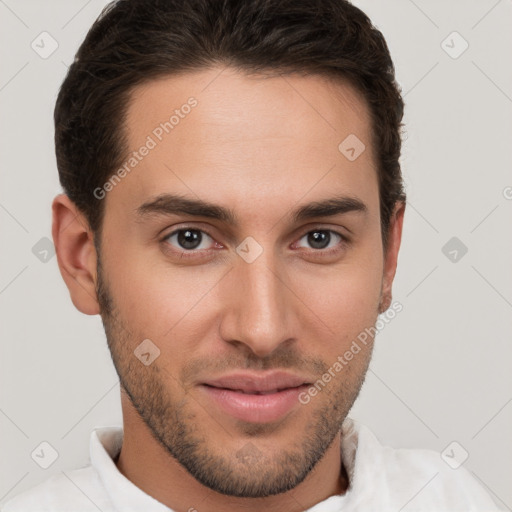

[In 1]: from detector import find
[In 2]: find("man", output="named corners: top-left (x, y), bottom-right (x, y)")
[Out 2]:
top-left (3, 0), bottom-right (501, 510)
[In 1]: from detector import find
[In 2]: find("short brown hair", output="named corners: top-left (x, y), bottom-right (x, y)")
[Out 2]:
top-left (55, 0), bottom-right (406, 248)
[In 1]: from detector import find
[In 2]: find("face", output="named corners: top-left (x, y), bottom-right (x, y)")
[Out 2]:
top-left (94, 67), bottom-right (394, 497)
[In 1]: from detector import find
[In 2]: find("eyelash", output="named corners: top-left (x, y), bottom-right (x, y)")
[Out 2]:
top-left (161, 227), bottom-right (349, 260)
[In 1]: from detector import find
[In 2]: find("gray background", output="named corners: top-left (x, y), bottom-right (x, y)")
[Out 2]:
top-left (1, 0), bottom-right (511, 509)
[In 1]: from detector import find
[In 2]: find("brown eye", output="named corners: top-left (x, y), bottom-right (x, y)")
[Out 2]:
top-left (164, 229), bottom-right (214, 251)
top-left (296, 230), bottom-right (344, 251)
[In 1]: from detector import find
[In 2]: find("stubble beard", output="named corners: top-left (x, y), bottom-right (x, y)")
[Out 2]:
top-left (95, 255), bottom-right (370, 497)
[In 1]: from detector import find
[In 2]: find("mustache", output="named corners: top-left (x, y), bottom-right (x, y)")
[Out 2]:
top-left (180, 348), bottom-right (329, 383)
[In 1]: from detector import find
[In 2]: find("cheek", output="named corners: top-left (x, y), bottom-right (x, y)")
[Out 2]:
top-left (104, 242), bottom-right (225, 341)
top-left (292, 252), bottom-right (383, 337)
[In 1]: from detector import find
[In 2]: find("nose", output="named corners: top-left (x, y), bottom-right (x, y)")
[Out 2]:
top-left (219, 249), bottom-right (295, 358)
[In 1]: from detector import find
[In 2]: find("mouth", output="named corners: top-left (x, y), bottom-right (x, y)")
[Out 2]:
top-left (202, 386), bottom-right (302, 395)
top-left (199, 371), bottom-right (312, 423)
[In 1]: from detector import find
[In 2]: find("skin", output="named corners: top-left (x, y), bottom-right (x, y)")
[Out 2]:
top-left (52, 66), bottom-right (405, 512)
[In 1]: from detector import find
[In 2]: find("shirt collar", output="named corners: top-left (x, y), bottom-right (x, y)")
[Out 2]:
top-left (90, 426), bottom-right (172, 511)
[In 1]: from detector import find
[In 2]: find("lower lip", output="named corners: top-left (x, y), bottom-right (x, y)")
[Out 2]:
top-left (200, 384), bottom-right (308, 423)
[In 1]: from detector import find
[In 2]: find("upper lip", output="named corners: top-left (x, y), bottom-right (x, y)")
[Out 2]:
top-left (202, 371), bottom-right (311, 393)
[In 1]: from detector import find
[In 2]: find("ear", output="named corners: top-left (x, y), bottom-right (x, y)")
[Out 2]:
top-left (379, 201), bottom-right (406, 313)
top-left (52, 194), bottom-right (100, 315)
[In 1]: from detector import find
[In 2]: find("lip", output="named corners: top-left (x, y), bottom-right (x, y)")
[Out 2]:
top-left (202, 371), bottom-right (310, 393)
top-left (199, 371), bottom-right (311, 423)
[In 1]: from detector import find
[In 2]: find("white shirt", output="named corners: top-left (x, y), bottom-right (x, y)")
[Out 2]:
top-left (2, 418), bottom-right (502, 511)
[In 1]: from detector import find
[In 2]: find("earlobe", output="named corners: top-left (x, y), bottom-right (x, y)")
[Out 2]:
top-left (52, 194), bottom-right (100, 315)
top-left (379, 201), bottom-right (406, 313)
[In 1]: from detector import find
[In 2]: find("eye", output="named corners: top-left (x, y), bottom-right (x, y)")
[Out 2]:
top-left (161, 226), bottom-right (348, 261)
top-left (163, 228), bottom-right (216, 252)
top-left (294, 229), bottom-right (346, 252)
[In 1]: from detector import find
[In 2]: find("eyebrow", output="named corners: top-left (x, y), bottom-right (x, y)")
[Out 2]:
top-left (136, 193), bottom-right (367, 226)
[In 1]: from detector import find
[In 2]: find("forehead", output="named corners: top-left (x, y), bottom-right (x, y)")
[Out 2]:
top-left (114, 67), bottom-right (378, 217)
